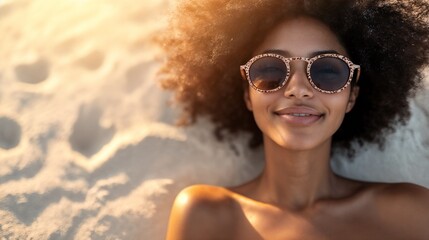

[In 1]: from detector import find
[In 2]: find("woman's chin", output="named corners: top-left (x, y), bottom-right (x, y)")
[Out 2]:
top-left (265, 134), bottom-right (331, 152)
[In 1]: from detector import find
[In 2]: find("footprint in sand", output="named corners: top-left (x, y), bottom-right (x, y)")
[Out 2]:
top-left (0, 116), bottom-right (22, 150)
top-left (69, 104), bottom-right (115, 158)
top-left (75, 50), bottom-right (105, 70)
top-left (0, 1), bottom-right (13, 20)
top-left (14, 57), bottom-right (50, 84)
top-left (125, 61), bottom-right (158, 92)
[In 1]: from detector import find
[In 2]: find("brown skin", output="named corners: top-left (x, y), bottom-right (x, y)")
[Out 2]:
top-left (167, 182), bottom-right (429, 240)
top-left (166, 17), bottom-right (429, 240)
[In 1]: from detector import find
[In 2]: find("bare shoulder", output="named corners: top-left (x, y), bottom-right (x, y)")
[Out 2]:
top-left (371, 182), bottom-right (429, 239)
top-left (374, 182), bottom-right (429, 209)
top-left (166, 184), bottom-right (239, 240)
top-left (377, 182), bottom-right (429, 199)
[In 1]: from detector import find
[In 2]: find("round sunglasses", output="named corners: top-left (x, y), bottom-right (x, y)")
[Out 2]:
top-left (240, 53), bottom-right (361, 94)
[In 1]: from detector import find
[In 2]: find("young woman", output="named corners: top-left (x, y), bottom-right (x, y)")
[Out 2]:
top-left (158, 0), bottom-right (429, 239)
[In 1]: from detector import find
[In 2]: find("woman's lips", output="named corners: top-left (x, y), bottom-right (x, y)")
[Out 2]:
top-left (274, 107), bottom-right (324, 126)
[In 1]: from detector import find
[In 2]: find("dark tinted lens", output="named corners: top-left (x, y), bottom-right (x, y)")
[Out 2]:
top-left (249, 56), bottom-right (287, 91)
top-left (310, 57), bottom-right (350, 91)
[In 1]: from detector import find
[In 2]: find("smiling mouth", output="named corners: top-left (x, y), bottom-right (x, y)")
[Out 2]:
top-left (286, 113), bottom-right (321, 117)
top-left (274, 111), bottom-right (324, 118)
top-left (274, 110), bottom-right (324, 126)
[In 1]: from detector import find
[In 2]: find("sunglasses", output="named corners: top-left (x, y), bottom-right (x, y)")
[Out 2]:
top-left (240, 53), bottom-right (361, 94)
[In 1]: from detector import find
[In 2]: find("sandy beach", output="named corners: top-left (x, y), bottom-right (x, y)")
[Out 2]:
top-left (0, 0), bottom-right (428, 239)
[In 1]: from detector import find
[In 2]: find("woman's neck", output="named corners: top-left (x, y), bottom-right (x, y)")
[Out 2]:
top-left (254, 135), bottom-right (339, 210)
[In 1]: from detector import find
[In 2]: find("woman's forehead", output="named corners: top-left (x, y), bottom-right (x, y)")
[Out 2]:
top-left (253, 16), bottom-right (348, 57)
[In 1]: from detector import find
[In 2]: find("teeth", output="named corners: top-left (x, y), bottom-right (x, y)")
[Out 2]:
top-left (290, 113), bottom-right (311, 117)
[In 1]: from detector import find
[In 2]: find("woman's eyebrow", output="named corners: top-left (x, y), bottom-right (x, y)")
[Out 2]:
top-left (261, 49), bottom-right (340, 57)
top-left (262, 49), bottom-right (290, 56)
top-left (310, 50), bottom-right (340, 56)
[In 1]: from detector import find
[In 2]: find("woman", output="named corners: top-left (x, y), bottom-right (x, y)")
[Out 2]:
top-left (158, 0), bottom-right (429, 239)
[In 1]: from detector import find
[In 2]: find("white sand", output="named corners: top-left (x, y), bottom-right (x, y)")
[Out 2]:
top-left (0, 0), bottom-right (428, 239)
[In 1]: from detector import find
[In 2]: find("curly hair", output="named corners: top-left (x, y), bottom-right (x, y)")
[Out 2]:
top-left (157, 0), bottom-right (429, 153)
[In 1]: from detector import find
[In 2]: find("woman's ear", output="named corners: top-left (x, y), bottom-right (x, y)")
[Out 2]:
top-left (346, 86), bottom-right (359, 113)
top-left (244, 88), bottom-right (253, 111)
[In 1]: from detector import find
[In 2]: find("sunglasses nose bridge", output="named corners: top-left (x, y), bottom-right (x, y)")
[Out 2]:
top-left (282, 58), bottom-right (314, 98)
top-left (287, 57), bottom-right (311, 76)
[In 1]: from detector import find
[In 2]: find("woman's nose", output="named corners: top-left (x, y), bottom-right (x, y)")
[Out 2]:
top-left (282, 62), bottom-right (314, 99)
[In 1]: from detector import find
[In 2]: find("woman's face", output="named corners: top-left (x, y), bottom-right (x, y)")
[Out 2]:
top-left (244, 16), bottom-right (359, 151)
